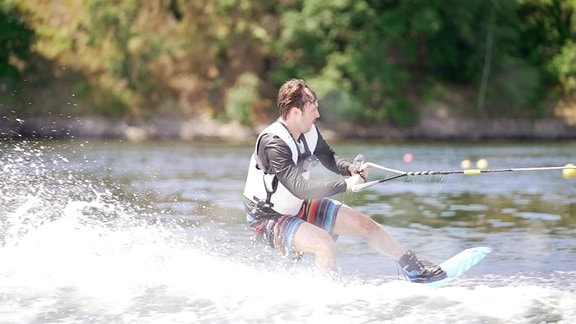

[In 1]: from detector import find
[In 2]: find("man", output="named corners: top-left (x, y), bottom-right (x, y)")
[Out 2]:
top-left (242, 79), bottom-right (445, 283)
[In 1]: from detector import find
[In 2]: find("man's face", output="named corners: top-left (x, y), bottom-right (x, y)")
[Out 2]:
top-left (298, 99), bottom-right (320, 133)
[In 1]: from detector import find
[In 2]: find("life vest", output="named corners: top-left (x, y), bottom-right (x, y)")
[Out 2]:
top-left (243, 119), bottom-right (319, 216)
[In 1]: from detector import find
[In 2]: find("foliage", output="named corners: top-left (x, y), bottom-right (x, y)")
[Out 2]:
top-left (0, 1), bottom-right (34, 105)
top-left (517, 0), bottom-right (576, 116)
top-left (1, 0), bottom-right (576, 124)
top-left (225, 72), bottom-right (260, 124)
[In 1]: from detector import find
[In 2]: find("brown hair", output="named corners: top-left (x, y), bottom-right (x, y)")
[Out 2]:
top-left (277, 79), bottom-right (317, 119)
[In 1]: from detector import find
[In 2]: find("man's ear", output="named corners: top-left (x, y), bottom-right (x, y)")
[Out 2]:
top-left (288, 106), bottom-right (300, 118)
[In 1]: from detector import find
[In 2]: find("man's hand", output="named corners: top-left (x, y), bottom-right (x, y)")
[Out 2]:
top-left (345, 174), bottom-right (365, 191)
top-left (348, 164), bottom-right (369, 181)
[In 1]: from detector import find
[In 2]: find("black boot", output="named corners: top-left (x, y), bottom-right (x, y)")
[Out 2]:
top-left (398, 250), bottom-right (446, 283)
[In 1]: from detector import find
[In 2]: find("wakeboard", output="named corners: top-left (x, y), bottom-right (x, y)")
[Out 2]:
top-left (425, 246), bottom-right (492, 288)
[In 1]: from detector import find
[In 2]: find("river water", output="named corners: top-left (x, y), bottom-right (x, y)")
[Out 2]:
top-left (1, 139), bottom-right (575, 323)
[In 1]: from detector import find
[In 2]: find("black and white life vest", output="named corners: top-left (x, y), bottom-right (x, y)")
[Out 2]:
top-left (243, 119), bottom-right (319, 215)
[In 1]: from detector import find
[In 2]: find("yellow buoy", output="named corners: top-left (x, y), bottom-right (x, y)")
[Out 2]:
top-left (460, 159), bottom-right (472, 169)
top-left (476, 158), bottom-right (488, 170)
top-left (562, 163), bottom-right (576, 179)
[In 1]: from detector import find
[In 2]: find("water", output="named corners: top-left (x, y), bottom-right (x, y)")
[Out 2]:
top-left (1, 139), bottom-right (575, 323)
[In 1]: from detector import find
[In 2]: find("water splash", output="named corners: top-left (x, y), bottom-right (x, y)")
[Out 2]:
top-left (1, 141), bottom-right (575, 323)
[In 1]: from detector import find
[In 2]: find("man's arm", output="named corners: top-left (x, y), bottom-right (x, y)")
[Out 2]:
top-left (258, 133), bottom-right (347, 199)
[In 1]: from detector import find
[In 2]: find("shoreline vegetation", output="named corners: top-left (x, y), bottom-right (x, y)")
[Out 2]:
top-left (3, 2), bottom-right (576, 141)
top-left (0, 0), bottom-right (576, 142)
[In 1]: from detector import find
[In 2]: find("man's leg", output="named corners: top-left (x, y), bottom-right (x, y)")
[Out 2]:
top-left (333, 204), bottom-right (446, 283)
top-left (292, 221), bottom-right (337, 272)
top-left (332, 204), bottom-right (405, 260)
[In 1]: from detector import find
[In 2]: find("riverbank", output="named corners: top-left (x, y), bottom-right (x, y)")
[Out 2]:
top-left (2, 113), bottom-right (576, 142)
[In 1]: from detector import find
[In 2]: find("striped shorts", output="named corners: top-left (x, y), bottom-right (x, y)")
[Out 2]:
top-left (246, 198), bottom-right (342, 257)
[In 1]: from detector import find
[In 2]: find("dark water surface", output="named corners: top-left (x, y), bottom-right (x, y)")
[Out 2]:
top-left (1, 139), bottom-right (575, 323)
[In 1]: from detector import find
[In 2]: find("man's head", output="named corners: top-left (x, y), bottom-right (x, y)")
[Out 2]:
top-left (277, 79), bottom-right (317, 120)
top-left (276, 79), bottom-right (320, 137)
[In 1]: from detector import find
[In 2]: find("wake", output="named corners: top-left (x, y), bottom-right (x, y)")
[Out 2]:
top-left (1, 141), bottom-right (575, 323)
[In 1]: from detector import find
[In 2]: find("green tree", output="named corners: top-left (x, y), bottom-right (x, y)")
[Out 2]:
top-left (0, 2), bottom-right (34, 105)
top-left (5, 0), bottom-right (576, 125)
top-left (275, 0), bottom-right (417, 125)
top-left (518, 0), bottom-right (576, 120)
